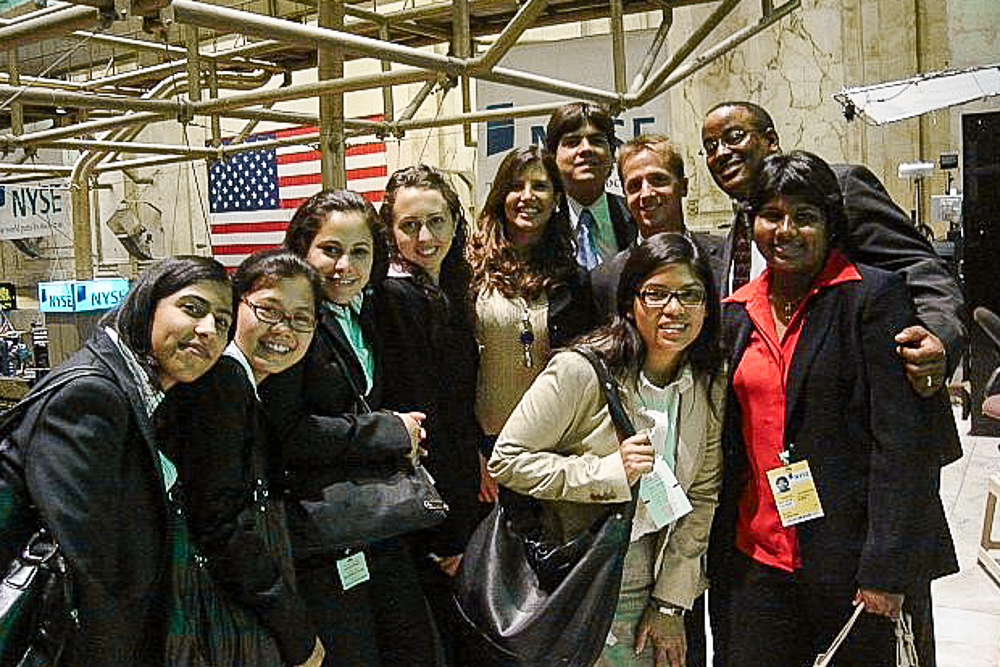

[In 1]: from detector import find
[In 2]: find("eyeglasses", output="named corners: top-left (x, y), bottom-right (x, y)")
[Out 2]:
top-left (241, 299), bottom-right (316, 333)
top-left (395, 213), bottom-right (454, 238)
top-left (636, 287), bottom-right (706, 309)
top-left (701, 127), bottom-right (755, 156)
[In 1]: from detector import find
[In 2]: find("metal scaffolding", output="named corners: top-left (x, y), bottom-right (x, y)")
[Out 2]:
top-left (0, 0), bottom-right (799, 275)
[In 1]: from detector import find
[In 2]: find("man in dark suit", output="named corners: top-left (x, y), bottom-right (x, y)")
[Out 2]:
top-left (699, 101), bottom-right (965, 667)
top-left (591, 134), bottom-right (724, 321)
top-left (546, 102), bottom-right (637, 269)
top-left (701, 100), bottom-right (965, 398)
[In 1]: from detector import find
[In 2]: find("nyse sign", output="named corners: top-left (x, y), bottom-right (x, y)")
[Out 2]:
top-left (0, 184), bottom-right (72, 240)
top-left (475, 29), bottom-right (670, 204)
top-left (38, 278), bottom-right (130, 313)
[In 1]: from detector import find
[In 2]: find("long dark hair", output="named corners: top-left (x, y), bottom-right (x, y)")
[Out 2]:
top-left (745, 150), bottom-right (849, 251)
top-left (467, 145), bottom-right (576, 300)
top-left (575, 233), bottom-right (722, 386)
top-left (103, 255), bottom-right (234, 387)
top-left (381, 164), bottom-right (473, 313)
top-left (283, 188), bottom-right (390, 288)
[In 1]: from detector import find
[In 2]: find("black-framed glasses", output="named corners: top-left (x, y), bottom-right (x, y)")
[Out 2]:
top-left (636, 287), bottom-right (706, 309)
top-left (241, 299), bottom-right (316, 333)
top-left (700, 127), bottom-right (755, 156)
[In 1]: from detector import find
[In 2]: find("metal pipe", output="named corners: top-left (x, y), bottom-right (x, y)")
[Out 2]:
top-left (190, 68), bottom-right (434, 115)
top-left (186, 25), bottom-right (202, 102)
top-left (630, 8), bottom-right (673, 93)
top-left (471, 0), bottom-right (548, 73)
top-left (0, 163), bottom-right (73, 174)
top-left (168, 0), bottom-right (466, 77)
top-left (8, 49), bottom-right (23, 137)
top-left (5, 112), bottom-right (166, 144)
top-left (0, 84), bottom-right (185, 114)
top-left (633, 0), bottom-right (741, 105)
top-left (319, 0), bottom-right (346, 189)
top-left (391, 100), bottom-right (572, 132)
top-left (636, 0), bottom-right (800, 104)
top-left (378, 22), bottom-right (394, 122)
top-left (479, 66), bottom-right (621, 107)
top-left (398, 78), bottom-right (440, 122)
top-left (452, 0), bottom-right (473, 146)
top-left (609, 0), bottom-right (627, 94)
top-left (0, 4), bottom-right (103, 50)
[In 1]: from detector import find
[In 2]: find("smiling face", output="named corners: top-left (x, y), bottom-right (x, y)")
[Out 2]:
top-left (753, 195), bottom-right (830, 277)
top-left (236, 274), bottom-right (315, 382)
top-left (390, 186), bottom-right (456, 283)
top-left (150, 280), bottom-right (233, 391)
top-left (621, 148), bottom-right (688, 238)
top-left (503, 160), bottom-right (557, 251)
top-left (632, 262), bottom-right (706, 383)
top-left (305, 210), bottom-right (374, 304)
top-left (701, 105), bottom-right (779, 200)
top-left (555, 120), bottom-right (613, 205)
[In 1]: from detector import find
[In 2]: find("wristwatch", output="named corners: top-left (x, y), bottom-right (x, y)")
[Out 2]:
top-left (654, 603), bottom-right (685, 617)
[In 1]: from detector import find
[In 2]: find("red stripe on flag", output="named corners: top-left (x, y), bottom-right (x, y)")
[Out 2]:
top-left (276, 125), bottom-right (319, 138)
top-left (363, 191), bottom-right (384, 203)
top-left (281, 197), bottom-right (309, 209)
top-left (278, 150), bottom-right (321, 165)
top-left (347, 165), bottom-right (387, 180)
top-left (346, 142), bottom-right (387, 156)
top-left (212, 242), bottom-right (283, 255)
top-left (210, 221), bottom-right (289, 234)
top-left (279, 173), bottom-right (321, 187)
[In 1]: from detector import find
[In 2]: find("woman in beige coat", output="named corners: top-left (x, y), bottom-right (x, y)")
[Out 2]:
top-left (489, 233), bottom-right (725, 667)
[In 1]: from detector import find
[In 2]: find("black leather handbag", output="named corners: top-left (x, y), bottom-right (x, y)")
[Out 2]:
top-left (0, 367), bottom-right (106, 667)
top-left (453, 347), bottom-right (639, 667)
top-left (291, 327), bottom-right (449, 558)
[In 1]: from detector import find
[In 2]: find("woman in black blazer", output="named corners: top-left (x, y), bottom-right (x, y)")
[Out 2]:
top-left (377, 165), bottom-right (482, 664)
top-left (158, 249), bottom-right (325, 666)
top-left (5, 256), bottom-right (234, 666)
top-left (710, 151), bottom-right (957, 667)
top-left (259, 189), bottom-right (437, 666)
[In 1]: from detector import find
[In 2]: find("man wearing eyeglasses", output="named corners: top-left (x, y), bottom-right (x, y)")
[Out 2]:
top-left (699, 101), bottom-right (964, 667)
top-left (701, 101), bottom-right (965, 400)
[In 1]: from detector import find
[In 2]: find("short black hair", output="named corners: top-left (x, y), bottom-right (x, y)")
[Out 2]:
top-left (746, 150), bottom-right (849, 251)
top-left (704, 100), bottom-right (775, 133)
top-left (545, 102), bottom-right (617, 155)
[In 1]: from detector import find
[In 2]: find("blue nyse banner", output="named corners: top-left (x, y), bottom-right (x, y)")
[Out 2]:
top-left (39, 278), bottom-right (130, 313)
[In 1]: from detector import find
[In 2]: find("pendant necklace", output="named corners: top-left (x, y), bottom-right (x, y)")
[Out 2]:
top-left (517, 297), bottom-right (535, 368)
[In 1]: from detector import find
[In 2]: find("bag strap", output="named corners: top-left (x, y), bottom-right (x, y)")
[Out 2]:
top-left (572, 347), bottom-right (636, 440)
top-left (813, 602), bottom-right (866, 667)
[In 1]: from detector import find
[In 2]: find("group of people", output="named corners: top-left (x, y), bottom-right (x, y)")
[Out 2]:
top-left (0, 98), bottom-right (965, 667)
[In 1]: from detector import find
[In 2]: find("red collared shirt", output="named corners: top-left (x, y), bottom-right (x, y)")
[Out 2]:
top-left (724, 250), bottom-right (861, 571)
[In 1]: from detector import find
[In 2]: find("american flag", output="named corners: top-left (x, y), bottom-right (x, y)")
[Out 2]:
top-left (208, 123), bottom-right (388, 269)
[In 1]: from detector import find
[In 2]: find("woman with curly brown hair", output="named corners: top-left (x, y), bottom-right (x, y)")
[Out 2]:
top-left (468, 145), bottom-right (598, 498)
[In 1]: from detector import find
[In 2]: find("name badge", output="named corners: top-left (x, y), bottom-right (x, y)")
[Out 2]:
top-left (337, 550), bottom-right (371, 591)
top-left (766, 460), bottom-right (824, 527)
top-left (639, 457), bottom-right (693, 529)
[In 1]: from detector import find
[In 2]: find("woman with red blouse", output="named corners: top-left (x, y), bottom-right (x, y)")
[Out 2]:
top-left (709, 151), bottom-right (957, 666)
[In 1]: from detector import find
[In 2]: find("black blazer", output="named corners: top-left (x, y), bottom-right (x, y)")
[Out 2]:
top-left (378, 276), bottom-right (482, 556)
top-left (13, 329), bottom-right (168, 666)
top-left (158, 356), bottom-right (314, 665)
top-left (709, 264), bottom-right (958, 594)
top-left (715, 163), bottom-right (966, 373)
top-left (260, 289), bottom-right (411, 503)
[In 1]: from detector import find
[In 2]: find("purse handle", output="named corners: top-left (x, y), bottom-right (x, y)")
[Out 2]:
top-left (572, 347), bottom-right (636, 441)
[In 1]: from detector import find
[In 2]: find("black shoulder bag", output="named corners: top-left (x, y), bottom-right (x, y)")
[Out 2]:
top-left (291, 322), bottom-right (448, 557)
top-left (452, 347), bottom-right (639, 667)
top-left (0, 366), bottom-right (106, 667)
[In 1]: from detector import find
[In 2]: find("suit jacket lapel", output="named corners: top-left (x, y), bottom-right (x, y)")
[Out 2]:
top-left (784, 290), bottom-right (837, 436)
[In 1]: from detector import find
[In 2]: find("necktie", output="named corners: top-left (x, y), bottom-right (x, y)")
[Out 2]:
top-left (731, 209), bottom-right (752, 291)
top-left (576, 208), bottom-right (599, 270)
